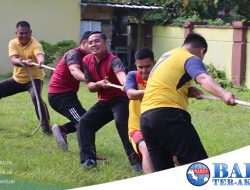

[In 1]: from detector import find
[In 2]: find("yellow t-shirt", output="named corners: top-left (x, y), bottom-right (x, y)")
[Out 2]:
top-left (128, 99), bottom-right (142, 134)
top-left (141, 48), bottom-right (194, 113)
top-left (127, 71), bottom-right (147, 134)
top-left (8, 37), bottom-right (45, 84)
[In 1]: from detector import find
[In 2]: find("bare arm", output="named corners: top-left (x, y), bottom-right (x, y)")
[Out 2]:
top-left (68, 64), bottom-right (86, 82)
top-left (116, 71), bottom-right (126, 86)
top-left (196, 73), bottom-right (236, 105)
top-left (115, 71), bottom-right (126, 91)
top-left (86, 79), bottom-right (109, 93)
top-left (127, 89), bottom-right (144, 100)
top-left (10, 55), bottom-right (24, 67)
top-left (36, 53), bottom-right (45, 66)
top-left (10, 55), bottom-right (33, 67)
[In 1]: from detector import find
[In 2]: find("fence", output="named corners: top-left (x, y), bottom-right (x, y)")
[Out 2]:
top-left (152, 21), bottom-right (250, 88)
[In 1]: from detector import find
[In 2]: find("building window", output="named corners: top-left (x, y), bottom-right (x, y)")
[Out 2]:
top-left (80, 21), bottom-right (101, 36)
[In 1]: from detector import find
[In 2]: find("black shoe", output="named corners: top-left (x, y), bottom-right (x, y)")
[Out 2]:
top-left (80, 159), bottom-right (97, 170)
top-left (43, 128), bottom-right (52, 136)
top-left (132, 163), bottom-right (143, 173)
top-left (41, 125), bottom-right (52, 135)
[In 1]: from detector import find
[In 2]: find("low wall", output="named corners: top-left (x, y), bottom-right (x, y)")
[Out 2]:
top-left (152, 22), bottom-right (250, 88)
top-left (245, 29), bottom-right (250, 88)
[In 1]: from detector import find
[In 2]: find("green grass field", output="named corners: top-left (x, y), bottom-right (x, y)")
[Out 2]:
top-left (0, 77), bottom-right (250, 189)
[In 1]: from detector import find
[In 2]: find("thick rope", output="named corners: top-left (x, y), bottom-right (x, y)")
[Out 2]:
top-left (200, 95), bottom-right (250, 107)
top-left (26, 66), bottom-right (43, 135)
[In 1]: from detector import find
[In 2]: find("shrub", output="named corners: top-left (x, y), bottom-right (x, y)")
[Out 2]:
top-left (206, 64), bottom-right (249, 92)
top-left (40, 40), bottom-right (77, 65)
top-left (0, 72), bottom-right (13, 80)
top-left (40, 41), bottom-right (57, 65)
top-left (206, 63), bottom-right (232, 88)
top-left (54, 40), bottom-right (77, 61)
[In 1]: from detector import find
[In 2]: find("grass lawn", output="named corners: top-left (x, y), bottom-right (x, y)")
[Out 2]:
top-left (0, 77), bottom-right (250, 189)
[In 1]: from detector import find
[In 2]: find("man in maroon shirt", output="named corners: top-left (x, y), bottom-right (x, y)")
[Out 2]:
top-left (48, 31), bottom-right (91, 151)
top-left (77, 31), bottom-right (141, 172)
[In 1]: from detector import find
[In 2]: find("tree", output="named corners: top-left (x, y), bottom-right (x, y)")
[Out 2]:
top-left (145, 0), bottom-right (249, 25)
top-left (83, 0), bottom-right (249, 24)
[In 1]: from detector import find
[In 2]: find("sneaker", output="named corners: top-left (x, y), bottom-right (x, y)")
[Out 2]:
top-left (52, 124), bottom-right (68, 151)
top-left (132, 163), bottom-right (143, 173)
top-left (80, 159), bottom-right (97, 170)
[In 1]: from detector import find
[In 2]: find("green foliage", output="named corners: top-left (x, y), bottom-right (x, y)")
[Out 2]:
top-left (83, 0), bottom-right (249, 25)
top-left (40, 40), bottom-right (77, 65)
top-left (153, 0), bottom-right (186, 24)
top-left (83, 0), bottom-right (160, 5)
top-left (204, 18), bottom-right (227, 26)
top-left (0, 72), bottom-right (13, 80)
top-left (206, 64), bottom-right (226, 80)
top-left (40, 41), bottom-right (57, 65)
top-left (54, 40), bottom-right (77, 60)
top-left (172, 14), bottom-right (201, 26)
top-left (205, 63), bottom-right (232, 89)
top-left (205, 64), bottom-right (250, 92)
top-left (131, 0), bottom-right (249, 25)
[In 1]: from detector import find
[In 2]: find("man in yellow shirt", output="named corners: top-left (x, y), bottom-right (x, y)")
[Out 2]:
top-left (125, 48), bottom-right (155, 174)
top-left (0, 21), bottom-right (50, 134)
top-left (141, 33), bottom-right (237, 171)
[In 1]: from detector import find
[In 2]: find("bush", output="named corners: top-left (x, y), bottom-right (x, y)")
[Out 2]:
top-left (0, 72), bottom-right (13, 80)
top-left (206, 64), bottom-right (249, 92)
top-left (40, 41), bottom-right (57, 65)
top-left (206, 64), bottom-right (232, 88)
top-left (54, 40), bottom-right (77, 61)
top-left (40, 40), bottom-right (77, 65)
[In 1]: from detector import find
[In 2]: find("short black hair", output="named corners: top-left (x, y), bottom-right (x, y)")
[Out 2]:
top-left (80, 31), bottom-right (92, 42)
top-left (89, 31), bottom-right (107, 41)
top-left (16, 21), bottom-right (30, 28)
top-left (135, 47), bottom-right (154, 61)
top-left (183, 33), bottom-right (208, 53)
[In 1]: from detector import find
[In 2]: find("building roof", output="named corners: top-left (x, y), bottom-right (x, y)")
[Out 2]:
top-left (80, 2), bottom-right (163, 10)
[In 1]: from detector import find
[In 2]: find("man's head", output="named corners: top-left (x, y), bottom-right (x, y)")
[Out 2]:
top-left (182, 33), bottom-right (207, 60)
top-left (88, 31), bottom-right (107, 56)
top-left (135, 47), bottom-right (155, 81)
top-left (80, 31), bottom-right (92, 53)
top-left (15, 21), bottom-right (32, 46)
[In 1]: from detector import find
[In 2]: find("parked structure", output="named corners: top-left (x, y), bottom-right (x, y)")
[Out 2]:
top-left (80, 0), bottom-right (162, 70)
top-left (0, 0), bottom-right (161, 73)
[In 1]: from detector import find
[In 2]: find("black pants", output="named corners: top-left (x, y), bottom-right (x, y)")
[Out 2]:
top-left (141, 107), bottom-right (208, 171)
top-left (48, 92), bottom-right (86, 134)
top-left (77, 96), bottom-right (140, 166)
top-left (0, 78), bottom-right (50, 133)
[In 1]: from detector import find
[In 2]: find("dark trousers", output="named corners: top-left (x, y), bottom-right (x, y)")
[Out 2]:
top-left (48, 92), bottom-right (86, 134)
top-left (77, 96), bottom-right (140, 166)
top-left (0, 78), bottom-right (50, 133)
top-left (141, 107), bottom-right (208, 171)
